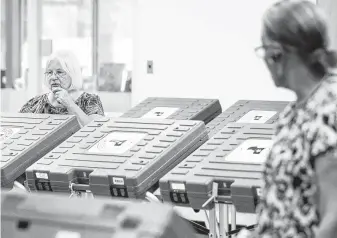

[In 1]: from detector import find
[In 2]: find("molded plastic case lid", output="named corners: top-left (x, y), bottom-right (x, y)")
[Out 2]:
top-left (1, 191), bottom-right (196, 238)
top-left (121, 97), bottom-right (222, 123)
top-left (1, 113), bottom-right (80, 187)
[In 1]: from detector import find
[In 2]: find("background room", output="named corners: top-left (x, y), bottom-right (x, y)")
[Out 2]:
top-left (1, 0), bottom-right (337, 237)
top-left (3, 0), bottom-right (334, 114)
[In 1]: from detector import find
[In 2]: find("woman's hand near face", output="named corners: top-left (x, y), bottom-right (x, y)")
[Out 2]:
top-left (52, 87), bottom-right (75, 109)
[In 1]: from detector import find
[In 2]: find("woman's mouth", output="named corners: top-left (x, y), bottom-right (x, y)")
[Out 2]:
top-left (51, 83), bottom-right (60, 88)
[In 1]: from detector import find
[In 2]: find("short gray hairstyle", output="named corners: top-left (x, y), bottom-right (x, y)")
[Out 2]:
top-left (45, 50), bottom-right (83, 90)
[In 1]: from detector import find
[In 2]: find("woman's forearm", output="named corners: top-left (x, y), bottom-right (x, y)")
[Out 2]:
top-left (67, 101), bottom-right (92, 127)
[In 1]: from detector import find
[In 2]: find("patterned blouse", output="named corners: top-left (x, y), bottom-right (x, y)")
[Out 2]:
top-left (251, 74), bottom-right (337, 237)
top-left (19, 92), bottom-right (104, 116)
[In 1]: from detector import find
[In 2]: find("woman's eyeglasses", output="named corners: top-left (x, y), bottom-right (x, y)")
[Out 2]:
top-left (255, 46), bottom-right (268, 58)
top-left (44, 70), bottom-right (67, 78)
top-left (255, 45), bottom-right (283, 63)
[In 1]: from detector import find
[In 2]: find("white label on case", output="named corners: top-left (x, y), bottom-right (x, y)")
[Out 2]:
top-left (113, 177), bottom-right (125, 186)
top-left (55, 231), bottom-right (81, 238)
top-left (0, 127), bottom-right (21, 144)
top-left (35, 172), bottom-right (49, 180)
top-left (170, 183), bottom-right (186, 191)
top-left (225, 139), bottom-right (273, 164)
top-left (141, 107), bottom-right (179, 119)
top-left (256, 188), bottom-right (262, 197)
top-left (236, 110), bottom-right (277, 123)
top-left (89, 132), bottom-right (146, 154)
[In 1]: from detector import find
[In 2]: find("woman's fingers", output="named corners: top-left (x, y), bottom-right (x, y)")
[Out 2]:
top-left (56, 98), bottom-right (63, 105)
top-left (52, 86), bottom-right (67, 93)
top-left (51, 87), bottom-right (62, 93)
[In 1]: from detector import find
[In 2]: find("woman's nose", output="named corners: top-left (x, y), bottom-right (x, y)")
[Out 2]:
top-left (50, 73), bottom-right (59, 80)
top-left (50, 77), bottom-right (60, 84)
top-left (50, 71), bottom-right (62, 78)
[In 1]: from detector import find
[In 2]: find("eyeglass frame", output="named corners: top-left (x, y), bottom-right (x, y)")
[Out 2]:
top-left (254, 44), bottom-right (292, 66)
top-left (254, 44), bottom-right (285, 58)
top-left (44, 70), bottom-right (67, 78)
top-left (254, 42), bottom-right (312, 60)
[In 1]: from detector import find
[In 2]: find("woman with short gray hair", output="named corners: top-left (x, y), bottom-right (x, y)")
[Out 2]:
top-left (19, 50), bottom-right (104, 127)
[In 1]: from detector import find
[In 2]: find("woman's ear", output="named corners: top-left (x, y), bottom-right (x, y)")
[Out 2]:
top-left (326, 50), bottom-right (337, 68)
top-left (309, 48), bottom-right (328, 67)
top-left (308, 48), bottom-right (331, 77)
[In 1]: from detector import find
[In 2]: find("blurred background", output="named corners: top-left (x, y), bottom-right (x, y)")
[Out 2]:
top-left (0, 0), bottom-right (336, 115)
top-left (1, 0), bottom-right (134, 116)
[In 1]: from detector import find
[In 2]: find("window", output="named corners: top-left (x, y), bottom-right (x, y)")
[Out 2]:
top-left (41, 0), bottom-right (93, 91)
top-left (97, 0), bottom-right (133, 92)
top-left (1, 0), bottom-right (6, 88)
top-left (3, 0), bottom-right (134, 93)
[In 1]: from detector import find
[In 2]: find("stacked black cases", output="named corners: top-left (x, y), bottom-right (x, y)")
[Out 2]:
top-left (205, 100), bottom-right (289, 137)
top-left (26, 118), bottom-right (208, 199)
top-left (0, 113), bottom-right (80, 188)
top-left (1, 191), bottom-right (196, 238)
top-left (121, 97), bottom-right (222, 124)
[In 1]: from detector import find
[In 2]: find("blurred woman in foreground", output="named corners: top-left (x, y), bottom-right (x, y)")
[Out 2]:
top-left (239, 0), bottom-right (337, 237)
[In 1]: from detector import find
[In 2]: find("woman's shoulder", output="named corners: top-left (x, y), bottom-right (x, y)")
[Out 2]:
top-left (28, 93), bottom-right (48, 102)
top-left (319, 75), bottom-right (337, 101)
top-left (23, 93), bottom-right (48, 106)
top-left (78, 92), bottom-right (104, 116)
top-left (79, 92), bottom-right (102, 102)
top-left (19, 93), bottom-right (48, 113)
top-left (304, 75), bottom-right (337, 119)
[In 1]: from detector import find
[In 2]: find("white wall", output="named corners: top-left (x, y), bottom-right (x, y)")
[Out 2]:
top-left (133, 0), bottom-right (298, 109)
top-left (318, 0), bottom-right (337, 50)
